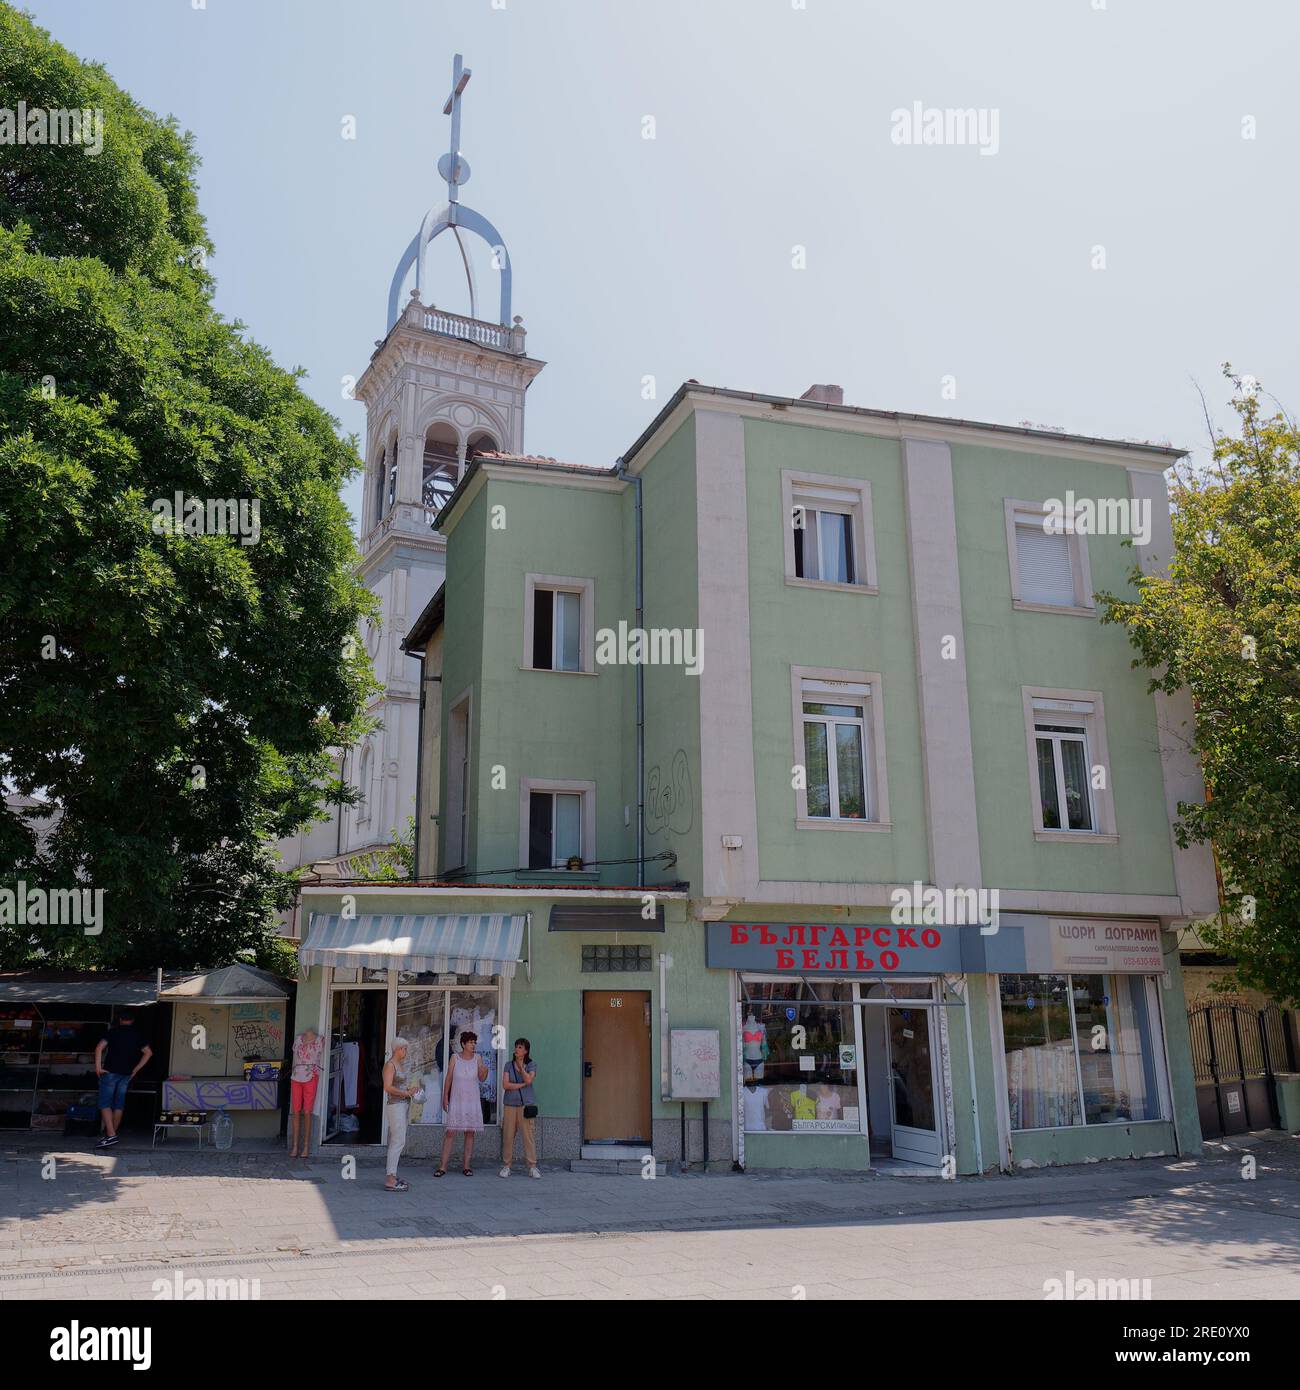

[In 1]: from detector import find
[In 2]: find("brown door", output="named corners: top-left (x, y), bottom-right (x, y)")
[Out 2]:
top-left (582, 990), bottom-right (652, 1143)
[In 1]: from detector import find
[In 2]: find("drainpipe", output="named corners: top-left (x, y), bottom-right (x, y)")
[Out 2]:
top-left (615, 458), bottom-right (645, 888)
top-left (411, 649), bottom-right (425, 877)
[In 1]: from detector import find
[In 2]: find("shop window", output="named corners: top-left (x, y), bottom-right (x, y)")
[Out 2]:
top-left (582, 944), bottom-right (652, 973)
top-left (450, 989), bottom-right (498, 1127)
top-left (740, 978), bottom-right (861, 1134)
top-left (999, 973), bottom-right (1165, 1131)
top-left (389, 985), bottom-right (499, 1126)
top-left (396, 990), bottom-right (446, 1125)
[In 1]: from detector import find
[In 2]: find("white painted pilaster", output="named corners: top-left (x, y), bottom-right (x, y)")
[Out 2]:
top-left (695, 410), bottom-right (760, 901)
top-left (901, 437), bottom-right (982, 889)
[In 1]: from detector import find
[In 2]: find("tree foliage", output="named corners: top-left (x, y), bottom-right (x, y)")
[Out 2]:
top-left (0, 7), bottom-right (377, 969)
top-left (1099, 370), bottom-right (1300, 1005)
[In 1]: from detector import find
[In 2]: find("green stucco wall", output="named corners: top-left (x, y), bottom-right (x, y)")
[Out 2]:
top-left (742, 419), bottom-right (930, 886)
top-left (950, 443), bottom-right (1178, 896)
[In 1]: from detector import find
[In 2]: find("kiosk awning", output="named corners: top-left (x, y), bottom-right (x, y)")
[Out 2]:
top-left (301, 913), bottom-right (526, 977)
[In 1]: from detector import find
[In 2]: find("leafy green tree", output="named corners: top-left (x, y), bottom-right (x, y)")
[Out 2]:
top-left (0, 8), bottom-right (377, 969)
top-left (1099, 370), bottom-right (1300, 1006)
top-left (347, 816), bottom-right (416, 882)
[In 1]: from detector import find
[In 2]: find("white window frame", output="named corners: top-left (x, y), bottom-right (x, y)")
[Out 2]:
top-left (444, 688), bottom-right (473, 872)
top-left (519, 777), bottom-right (596, 870)
top-left (782, 470), bottom-right (878, 594)
top-left (791, 666), bottom-right (891, 831)
top-left (1020, 686), bottom-right (1118, 842)
top-left (1004, 498), bottom-right (1095, 616)
top-left (522, 574), bottom-right (596, 674)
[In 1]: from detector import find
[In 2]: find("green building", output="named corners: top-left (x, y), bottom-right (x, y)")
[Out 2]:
top-left (297, 370), bottom-right (1218, 1175)
top-left (293, 59), bottom-right (1216, 1174)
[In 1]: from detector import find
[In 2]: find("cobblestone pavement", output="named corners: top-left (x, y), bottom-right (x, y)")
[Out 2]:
top-left (2, 1133), bottom-right (1297, 1299)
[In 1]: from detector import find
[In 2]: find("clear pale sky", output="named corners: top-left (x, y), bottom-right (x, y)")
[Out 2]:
top-left (22, 0), bottom-right (1300, 530)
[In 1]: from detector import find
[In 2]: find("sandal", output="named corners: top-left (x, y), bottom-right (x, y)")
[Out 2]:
top-left (385, 1179), bottom-right (409, 1192)
top-left (462, 1168), bottom-right (473, 1176)
top-left (433, 1168), bottom-right (447, 1177)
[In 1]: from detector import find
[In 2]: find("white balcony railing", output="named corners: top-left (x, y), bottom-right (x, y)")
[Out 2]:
top-left (421, 307), bottom-right (520, 353)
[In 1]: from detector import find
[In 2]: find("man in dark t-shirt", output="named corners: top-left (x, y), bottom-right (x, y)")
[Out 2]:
top-left (94, 1011), bottom-right (152, 1147)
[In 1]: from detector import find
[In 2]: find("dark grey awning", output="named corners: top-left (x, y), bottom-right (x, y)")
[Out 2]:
top-left (0, 974), bottom-right (158, 1006)
top-left (548, 903), bottom-right (665, 933)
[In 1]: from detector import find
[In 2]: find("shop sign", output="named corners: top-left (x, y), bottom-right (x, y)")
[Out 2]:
top-left (1029, 918), bottom-right (1163, 975)
top-left (708, 921), bottom-right (963, 973)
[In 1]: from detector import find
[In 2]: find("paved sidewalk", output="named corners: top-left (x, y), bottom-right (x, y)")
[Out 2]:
top-left (1, 1133), bottom-right (1297, 1298)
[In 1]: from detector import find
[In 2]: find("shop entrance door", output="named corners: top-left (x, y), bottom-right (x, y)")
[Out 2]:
top-left (324, 989), bottom-right (385, 1144)
top-left (582, 990), bottom-right (651, 1144)
top-left (886, 1006), bottom-right (942, 1166)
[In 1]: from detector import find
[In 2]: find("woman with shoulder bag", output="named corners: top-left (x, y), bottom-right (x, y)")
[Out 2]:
top-left (499, 1037), bottom-right (540, 1179)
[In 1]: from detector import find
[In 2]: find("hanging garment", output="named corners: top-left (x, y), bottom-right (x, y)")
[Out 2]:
top-left (340, 1041), bottom-right (360, 1108)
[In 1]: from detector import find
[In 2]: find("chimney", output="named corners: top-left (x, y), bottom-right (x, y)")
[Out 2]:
top-left (799, 384), bottom-right (843, 406)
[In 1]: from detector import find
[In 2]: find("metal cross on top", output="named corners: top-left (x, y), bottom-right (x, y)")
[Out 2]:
top-left (438, 53), bottom-right (473, 204)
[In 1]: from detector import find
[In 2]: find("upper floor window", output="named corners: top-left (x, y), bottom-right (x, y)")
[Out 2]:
top-left (791, 668), bottom-right (891, 830)
top-left (803, 684), bottom-right (869, 820)
top-left (781, 471), bottom-right (878, 593)
top-left (797, 507), bottom-right (855, 584)
top-left (1021, 689), bottom-right (1118, 842)
top-left (1034, 718), bottom-right (1093, 832)
top-left (521, 778), bottom-right (596, 870)
top-left (1005, 500), bottom-right (1094, 614)
top-left (523, 574), bottom-right (595, 674)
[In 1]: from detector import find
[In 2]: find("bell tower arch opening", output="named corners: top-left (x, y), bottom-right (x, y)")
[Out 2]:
top-left (423, 422), bottom-right (460, 520)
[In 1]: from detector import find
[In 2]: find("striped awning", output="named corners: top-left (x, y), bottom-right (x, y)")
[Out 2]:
top-left (301, 913), bottom-right (526, 977)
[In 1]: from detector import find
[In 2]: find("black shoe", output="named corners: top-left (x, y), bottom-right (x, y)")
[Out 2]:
top-left (102, 1135), bottom-right (119, 1148)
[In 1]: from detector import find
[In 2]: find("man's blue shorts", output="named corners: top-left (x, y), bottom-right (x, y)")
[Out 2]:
top-left (98, 1072), bottom-right (130, 1110)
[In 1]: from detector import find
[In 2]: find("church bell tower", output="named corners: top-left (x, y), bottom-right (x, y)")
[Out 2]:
top-left (343, 54), bottom-right (546, 862)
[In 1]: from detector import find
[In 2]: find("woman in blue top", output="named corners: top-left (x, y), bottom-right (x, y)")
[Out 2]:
top-left (499, 1037), bottom-right (540, 1179)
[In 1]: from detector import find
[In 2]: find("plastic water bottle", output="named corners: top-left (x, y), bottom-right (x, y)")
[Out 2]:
top-left (212, 1109), bottom-right (234, 1151)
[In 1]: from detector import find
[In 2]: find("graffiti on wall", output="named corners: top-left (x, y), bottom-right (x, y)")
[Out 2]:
top-left (646, 748), bottom-right (693, 835)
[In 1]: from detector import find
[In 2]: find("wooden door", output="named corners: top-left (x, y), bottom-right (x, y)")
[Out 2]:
top-left (582, 990), bottom-right (651, 1143)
